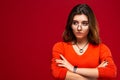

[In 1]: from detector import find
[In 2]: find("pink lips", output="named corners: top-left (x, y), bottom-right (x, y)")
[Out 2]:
top-left (76, 32), bottom-right (82, 34)
top-left (75, 32), bottom-right (84, 37)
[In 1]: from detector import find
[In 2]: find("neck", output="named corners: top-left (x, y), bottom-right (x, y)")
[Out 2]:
top-left (77, 38), bottom-right (88, 45)
top-left (76, 39), bottom-right (89, 53)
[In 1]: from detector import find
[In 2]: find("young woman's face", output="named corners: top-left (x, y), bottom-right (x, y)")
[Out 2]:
top-left (71, 14), bottom-right (89, 40)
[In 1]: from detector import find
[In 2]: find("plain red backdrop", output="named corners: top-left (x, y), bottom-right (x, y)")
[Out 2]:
top-left (0, 0), bottom-right (120, 80)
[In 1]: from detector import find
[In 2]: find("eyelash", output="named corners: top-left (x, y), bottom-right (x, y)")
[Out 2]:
top-left (72, 21), bottom-right (79, 25)
top-left (82, 22), bottom-right (89, 26)
top-left (72, 21), bottom-right (89, 26)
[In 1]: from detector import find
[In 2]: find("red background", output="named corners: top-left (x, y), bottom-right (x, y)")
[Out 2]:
top-left (0, 0), bottom-right (120, 80)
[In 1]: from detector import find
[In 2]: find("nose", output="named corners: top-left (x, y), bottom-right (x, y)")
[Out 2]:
top-left (77, 25), bottom-right (82, 31)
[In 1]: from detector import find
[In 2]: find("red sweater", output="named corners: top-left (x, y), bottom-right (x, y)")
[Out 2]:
top-left (51, 42), bottom-right (117, 80)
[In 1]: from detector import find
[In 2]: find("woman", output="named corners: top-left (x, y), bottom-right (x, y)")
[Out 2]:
top-left (51, 4), bottom-right (117, 80)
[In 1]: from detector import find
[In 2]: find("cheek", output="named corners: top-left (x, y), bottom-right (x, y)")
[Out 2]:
top-left (84, 28), bottom-right (89, 35)
top-left (82, 27), bottom-right (89, 35)
top-left (71, 26), bottom-right (77, 31)
top-left (83, 26), bottom-right (89, 32)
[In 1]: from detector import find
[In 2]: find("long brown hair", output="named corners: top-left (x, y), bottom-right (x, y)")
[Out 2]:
top-left (62, 4), bottom-right (100, 45)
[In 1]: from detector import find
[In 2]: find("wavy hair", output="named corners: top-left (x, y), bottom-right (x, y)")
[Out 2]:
top-left (62, 4), bottom-right (101, 45)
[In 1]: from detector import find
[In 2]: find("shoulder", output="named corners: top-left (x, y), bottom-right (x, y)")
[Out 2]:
top-left (53, 41), bottom-right (67, 47)
top-left (90, 43), bottom-right (111, 52)
top-left (98, 43), bottom-right (112, 56)
top-left (52, 41), bottom-right (70, 50)
top-left (90, 43), bottom-right (110, 49)
top-left (90, 43), bottom-right (109, 48)
top-left (99, 43), bottom-right (110, 50)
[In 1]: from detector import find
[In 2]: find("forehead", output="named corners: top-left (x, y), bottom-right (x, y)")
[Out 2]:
top-left (73, 14), bottom-right (88, 21)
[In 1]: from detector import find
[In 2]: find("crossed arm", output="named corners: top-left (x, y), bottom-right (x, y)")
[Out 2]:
top-left (55, 54), bottom-right (108, 80)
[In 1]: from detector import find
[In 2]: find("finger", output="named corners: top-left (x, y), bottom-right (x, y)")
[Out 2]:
top-left (57, 64), bottom-right (65, 67)
top-left (101, 61), bottom-right (108, 64)
top-left (60, 54), bottom-right (66, 61)
top-left (103, 61), bottom-right (108, 65)
top-left (100, 61), bottom-right (106, 65)
top-left (105, 61), bottom-right (108, 64)
top-left (98, 61), bottom-right (107, 67)
top-left (103, 63), bottom-right (108, 67)
top-left (103, 61), bottom-right (108, 66)
top-left (55, 59), bottom-right (64, 64)
top-left (101, 61), bottom-right (108, 67)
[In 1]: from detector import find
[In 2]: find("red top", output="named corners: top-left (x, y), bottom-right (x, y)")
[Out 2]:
top-left (51, 42), bottom-right (117, 80)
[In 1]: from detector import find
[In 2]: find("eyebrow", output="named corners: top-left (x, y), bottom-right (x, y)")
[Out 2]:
top-left (73, 20), bottom-right (88, 22)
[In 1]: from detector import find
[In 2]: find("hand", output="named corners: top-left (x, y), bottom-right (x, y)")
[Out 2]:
top-left (98, 61), bottom-right (108, 68)
top-left (55, 54), bottom-right (74, 72)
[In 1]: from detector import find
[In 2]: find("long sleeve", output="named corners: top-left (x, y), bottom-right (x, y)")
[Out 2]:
top-left (98, 44), bottom-right (117, 79)
top-left (51, 42), bottom-right (67, 80)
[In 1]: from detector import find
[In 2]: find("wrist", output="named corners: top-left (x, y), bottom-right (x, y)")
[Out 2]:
top-left (73, 66), bottom-right (77, 73)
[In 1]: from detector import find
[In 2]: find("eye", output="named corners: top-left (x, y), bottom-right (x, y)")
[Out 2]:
top-left (72, 20), bottom-right (79, 25)
top-left (81, 21), bottom-right (89, 26)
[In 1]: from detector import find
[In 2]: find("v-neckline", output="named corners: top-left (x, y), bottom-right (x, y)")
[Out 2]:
top-left (71, 43), bottom-right (90, 56)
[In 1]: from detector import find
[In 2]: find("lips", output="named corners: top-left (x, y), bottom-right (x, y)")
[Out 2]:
top-left (75, 32), bottom-right (84, 37)
top-left (76, 32), bottom-right (82, 34)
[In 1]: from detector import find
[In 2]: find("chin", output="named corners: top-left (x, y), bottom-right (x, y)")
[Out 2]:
top-left (76, 36), bottom-right (84, 39)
